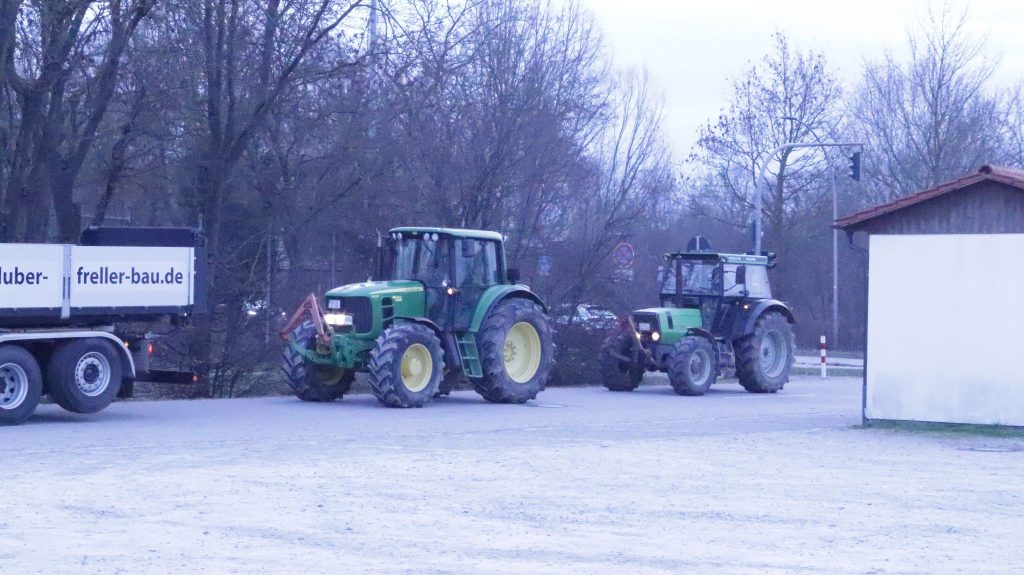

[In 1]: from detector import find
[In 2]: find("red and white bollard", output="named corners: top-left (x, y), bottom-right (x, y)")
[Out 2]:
top-left (820, 335), bottom-right (827, 378)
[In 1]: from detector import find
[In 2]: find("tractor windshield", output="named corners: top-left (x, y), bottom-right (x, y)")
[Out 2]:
top-left (389, 236), bottom-right (451, 285)
top-left (661, 259), bottom-right (720, 296)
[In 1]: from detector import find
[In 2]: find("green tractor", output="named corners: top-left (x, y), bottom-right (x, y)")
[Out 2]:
top-left (601, 236), bottom-right (795, 395)
top-left (280, 227), bottom-right (555, 408)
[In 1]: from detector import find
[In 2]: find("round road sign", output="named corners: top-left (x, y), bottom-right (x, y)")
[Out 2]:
top-left (612, 241), bottom-right (635, 269)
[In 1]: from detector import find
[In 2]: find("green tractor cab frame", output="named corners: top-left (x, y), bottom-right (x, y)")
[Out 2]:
top-left (280, 227), bottom-right (555, 408)
top-left (602, 242), bottom-right (795, 396)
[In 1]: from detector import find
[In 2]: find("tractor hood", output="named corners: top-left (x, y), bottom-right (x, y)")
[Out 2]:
top-left (325, 280), bottom-right (424, 299)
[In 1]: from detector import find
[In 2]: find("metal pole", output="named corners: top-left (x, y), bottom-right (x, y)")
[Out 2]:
top-left (331, 232), bottom-right (337, 287)
top-left (832, 166), bottom-right (839, 348)
top-left (265, 222), bottom-right (272, 346)
top-left (758, 136), bottom-right (861, 341)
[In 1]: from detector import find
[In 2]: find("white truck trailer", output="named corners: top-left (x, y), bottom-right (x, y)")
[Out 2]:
top-left (0, 227), bottom-right (205, 425)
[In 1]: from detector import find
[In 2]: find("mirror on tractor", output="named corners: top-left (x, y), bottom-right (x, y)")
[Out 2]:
top-left (507, 267), bottom-right (521, 283)
top-left (656, 265), bottom-right (666, 284)
top-left (735, 265), bottom-right (747, 285)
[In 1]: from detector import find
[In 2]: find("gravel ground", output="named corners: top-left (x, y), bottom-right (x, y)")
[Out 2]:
top-left (2, 375), bottom-right (1022, 574)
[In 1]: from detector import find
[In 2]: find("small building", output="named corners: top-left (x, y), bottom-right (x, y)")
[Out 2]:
top-left (836, 164), bottom-right (1024, 426)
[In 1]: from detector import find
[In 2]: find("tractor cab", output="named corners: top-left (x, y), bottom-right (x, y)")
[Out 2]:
top-left (655, 242), bottom-right (774, 339)
top-left (384, 227), bottom-right (508, 329)
top-left (658, 252), bottom-right (773, 309)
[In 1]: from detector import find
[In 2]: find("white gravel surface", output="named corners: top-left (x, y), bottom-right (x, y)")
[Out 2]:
top-left (3, 375), bottom-right (1022, 574)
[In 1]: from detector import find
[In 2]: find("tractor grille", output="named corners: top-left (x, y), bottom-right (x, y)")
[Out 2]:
top-left (632, 312), bottom-right (660, 334)
top-left (633, 312), bottom-right (661, 347)
top-left (337, 296), bottom-right (373, 333)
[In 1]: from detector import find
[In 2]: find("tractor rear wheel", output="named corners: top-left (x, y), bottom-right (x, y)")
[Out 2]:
top-left (281, 321), bottom-right (353, 402)
top-left (367, 323), bottom-right (443, 408)
top-left (474, 299), bottom-right (554, 403)
top-left (600, 332), bottom-right (643, 392)
top-left (735, 311), bottom-right (794, 393)
top-left (667, 336), bottom-right (717, 396)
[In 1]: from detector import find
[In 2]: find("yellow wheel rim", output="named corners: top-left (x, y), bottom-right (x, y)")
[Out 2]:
top-left (504, 322), bottom-right (542, 384)
top-left (400, 343), bottom-right (433, 392)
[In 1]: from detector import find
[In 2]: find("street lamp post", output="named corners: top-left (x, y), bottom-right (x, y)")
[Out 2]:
top-left (754, 126), bottom-right (862, 349)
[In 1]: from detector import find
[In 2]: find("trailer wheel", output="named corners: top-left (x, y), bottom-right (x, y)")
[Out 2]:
top-left (47, 339), bottom-right (123, 414)
top-left (0, 346), bottom-right (42, 426)
top-left (600, 332), bottom-right (643, 392)
top-left (281, 321), bottom-right (353, 402)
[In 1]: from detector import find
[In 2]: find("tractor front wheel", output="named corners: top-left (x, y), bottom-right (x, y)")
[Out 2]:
top-left (281, 321), bottom-right (354, 402)
top-left (475, 299), bottom-right (554, 403)
top-left (600, 332), bottom-right (643, 392)
top-left (667, 336), bottom-right (717, 396)
top-left (735, 312), bottom-right (794, 393)
top-left (367, 323), bottom-right (444, 408)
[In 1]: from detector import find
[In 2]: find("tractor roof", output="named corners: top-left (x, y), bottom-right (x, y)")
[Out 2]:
top-left (390, 227), bottom-right (504, 242)
top-left (665, 252), bottom-right (769, 266)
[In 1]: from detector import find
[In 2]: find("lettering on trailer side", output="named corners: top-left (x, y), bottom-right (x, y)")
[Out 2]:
top-left (0, 244), bottom-right (64, 309)
top-left (70, 246), bottom-right (195, 308)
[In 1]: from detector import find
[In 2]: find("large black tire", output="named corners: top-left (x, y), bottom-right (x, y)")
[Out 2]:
top-left (0, 345), bottom-right (42, 426)
top-left (47, 339), bottom-right (123, 414)
top-left (367, 323), bottom-right (444, 408)
top-left (281, 321), bottom-right (353, 402)
top-left (735, 311), bottom-right (794, 393)
top-left (667, 336), bottom-right (717, 396)
top-left (600, 332), bottom-right (643, 392)
top-left (474, 299), bottom-right (554, 404)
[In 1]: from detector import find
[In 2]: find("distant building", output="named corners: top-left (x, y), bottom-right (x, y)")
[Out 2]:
top-left (836, 164), bottom-right (1024, 427)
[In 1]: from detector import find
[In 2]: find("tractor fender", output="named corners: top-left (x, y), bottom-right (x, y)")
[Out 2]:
top-left (467, 285), bottom-right (547, 333)
top-left (684, 327), bottom-right (716, 343)
top-left (732, 299), bottom-right (795, 339)
top-left (394, 316), bottom-right (443, 336)
top-left (684, 327), bottom-right (720, 365)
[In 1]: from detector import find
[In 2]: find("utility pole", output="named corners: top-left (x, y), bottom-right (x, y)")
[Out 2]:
top-left (757, 122), bottom-right (862, 349)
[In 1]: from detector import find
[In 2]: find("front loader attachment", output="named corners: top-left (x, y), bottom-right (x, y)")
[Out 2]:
top-left (279, 293), bottom-right (331, 346)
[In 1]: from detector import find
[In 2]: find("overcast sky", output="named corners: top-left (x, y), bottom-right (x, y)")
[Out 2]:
top-left (580, 0), bottom-right (1024, 159)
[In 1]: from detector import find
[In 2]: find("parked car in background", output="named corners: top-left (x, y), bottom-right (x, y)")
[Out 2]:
top-left (554, 304), bottom-right (619, 332)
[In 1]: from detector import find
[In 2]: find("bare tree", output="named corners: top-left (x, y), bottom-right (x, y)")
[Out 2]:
top-left (556, 69), bottom-right (673, 306)
top-left (848, 5), bottom-right (1017, 203)
top-left (2, 0), bottom-right (155, 242)
top-left (687, 32), bottom-right (843, 260)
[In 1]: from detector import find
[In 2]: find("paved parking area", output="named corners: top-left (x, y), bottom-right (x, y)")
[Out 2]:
top-left (3, 376), bottom-right (1022, 574)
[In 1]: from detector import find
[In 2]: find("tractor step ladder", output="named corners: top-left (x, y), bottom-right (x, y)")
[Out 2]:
top-left (456, 333), bottom-right (483, 378)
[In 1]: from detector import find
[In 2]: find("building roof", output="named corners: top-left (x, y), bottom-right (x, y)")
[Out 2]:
top-left (834, 164), bottom-right (1024, 230)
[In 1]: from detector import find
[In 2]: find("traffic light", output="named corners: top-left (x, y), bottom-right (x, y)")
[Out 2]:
top-left (848, 151), bottom-right (862, 181)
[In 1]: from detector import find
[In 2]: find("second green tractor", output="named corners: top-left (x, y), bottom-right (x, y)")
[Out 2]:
top-left (281, 227), bottom-right (555, 408)
top-left (601, 237), bottom-right (795, 396)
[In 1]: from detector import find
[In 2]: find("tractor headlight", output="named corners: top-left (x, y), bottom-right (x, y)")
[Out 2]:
top-left (324, 313), bottom-right (353, 327)
top-left (651, 331), bottom-right (661, 342)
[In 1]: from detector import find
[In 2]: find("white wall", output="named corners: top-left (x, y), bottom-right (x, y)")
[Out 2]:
top-left (867, 234), bottom-right (1024, 426)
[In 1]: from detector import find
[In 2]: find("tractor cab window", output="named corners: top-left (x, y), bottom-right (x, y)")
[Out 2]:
top-left (454, 239), bottom-right (499, 290)
top-left (660, 259), bottom-right (721, 296)
top-left (390, 235), bottom-right (451, 287)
